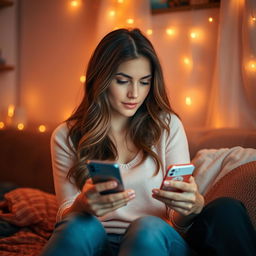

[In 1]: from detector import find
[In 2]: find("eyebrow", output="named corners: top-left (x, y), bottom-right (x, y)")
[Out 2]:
top-left (115, 72), bottom-right (152, 80)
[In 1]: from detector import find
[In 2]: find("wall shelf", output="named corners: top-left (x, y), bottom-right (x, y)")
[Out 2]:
top-left (0, 65), bottom-right (14, 72)
top-left (0, 0), bottom-right (13, 9)
top-left (152, 2), bottom-right (220, 15)
top-left (0, 1), bottom-right (15, 73)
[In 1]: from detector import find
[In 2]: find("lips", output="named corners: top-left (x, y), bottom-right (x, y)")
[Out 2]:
top-left (122, 102), bottom-right (138, 109)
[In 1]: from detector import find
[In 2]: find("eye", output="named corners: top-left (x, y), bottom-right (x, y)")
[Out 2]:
top-left (116, 79), bottom-right (128, 84)
top-left (140, 80), bottom-right (151, 86)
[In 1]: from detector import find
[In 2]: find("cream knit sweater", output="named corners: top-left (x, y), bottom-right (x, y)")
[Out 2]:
top-left (51, 114), bottom-right (190, 234)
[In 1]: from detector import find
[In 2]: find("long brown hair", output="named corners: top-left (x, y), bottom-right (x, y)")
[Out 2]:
top-left (66, 28), bottom-right (176, 190)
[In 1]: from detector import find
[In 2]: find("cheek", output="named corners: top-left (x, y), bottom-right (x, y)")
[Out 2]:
top-left (108, 86), bottom-right (123, 102)
top-left (142, 86), bottom-right (151, 99)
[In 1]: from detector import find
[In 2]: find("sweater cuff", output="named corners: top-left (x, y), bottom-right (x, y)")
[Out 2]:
top-left (56, 194), bottom-right (79, 222)
top-left (168, 208), bottom-right (193, 233)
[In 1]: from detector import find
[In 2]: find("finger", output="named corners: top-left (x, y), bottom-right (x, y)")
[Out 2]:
top-left (100, 190), bottom-right (135, 204)
top-left (152, 194), bottom-right (194, 214)
top-left (94, 180), bottom-right (119, 193)
top-left (152, 189), bottom-right (196, 203)
top-left (87, 178), bottom-right (93, 185)
top-left (83, 180), bottom-right (118, 199)
top-left (90, 190), bottom-right (135, 209)
top-left (81, 178), bottom-right (99, 199)
top-left (95, 200), bottom-right (130, 217)
top-left (162, 180), bottom-right (197, 193)
top-left (100, 194), bottom-right (135, 209)
top-left (189, 175), bottom-right (194, 183)
top-left (170, 206), bottom-right (191, 216)
top-left (152, 194), bottom-right (189, 209)
top-left (165, 180), bottom-right (197, 193)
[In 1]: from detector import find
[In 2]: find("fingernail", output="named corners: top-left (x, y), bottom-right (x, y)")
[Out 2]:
top-left (129, 194), bottom-right (136, 199)
top-left (152, 189), bottom-right (159, 194)
top-left (111, 181), bottom-right (117, 187)
top-left (164, 180), bottom-right (169, 185)
top-left (127, 190), bottom-right (135, 196)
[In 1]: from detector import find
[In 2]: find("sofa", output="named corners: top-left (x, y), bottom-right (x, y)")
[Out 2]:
top-left (0, 127), bottom-right (255, 255)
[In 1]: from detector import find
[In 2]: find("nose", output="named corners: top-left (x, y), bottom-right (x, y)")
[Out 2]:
top-left (127, 83), bottom-right (138, 99)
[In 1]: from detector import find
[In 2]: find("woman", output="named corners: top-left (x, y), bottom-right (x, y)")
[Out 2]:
top-left (41, 28), bottom-right (256, 256)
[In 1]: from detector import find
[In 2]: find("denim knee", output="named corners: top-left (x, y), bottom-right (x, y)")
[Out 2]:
top-left (120, 216), bottom-right (192, 256)
top-left (55, 213), bottom-right (106, 241)
top-left (130, 216), bottom-right (170, 234)
top-left (127, 216), bottom-right (183, 246)
top-left (41, 213), bottom-right (107, 256)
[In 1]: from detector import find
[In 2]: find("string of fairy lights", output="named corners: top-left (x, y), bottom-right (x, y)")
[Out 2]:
top-left (0, 0), bottom-right (255, 132)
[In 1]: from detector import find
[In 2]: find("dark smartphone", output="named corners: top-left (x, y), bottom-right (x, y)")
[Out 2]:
top-left (86, 160), bottom-right (124, 195)
top-left (160, 163), bottom-right (195, 192)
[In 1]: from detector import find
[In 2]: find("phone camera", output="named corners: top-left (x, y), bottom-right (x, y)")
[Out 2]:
top-left (169, 169), bottom-right (175, 176)
top-left (90, 165), bottom-right (95, 172)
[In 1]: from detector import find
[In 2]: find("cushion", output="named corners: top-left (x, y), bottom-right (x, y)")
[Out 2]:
top-left (0, 188), bottom-right (58, 255)
top-left (204, 161), bottom-right (256, 229)
top-left (0, 188), bottom-right (58, 237)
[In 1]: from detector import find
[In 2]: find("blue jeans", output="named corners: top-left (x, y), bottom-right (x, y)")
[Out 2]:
top-left (40, 214), bottom-right (193, 256)
top-left (40, 198), bottom-right (256, 256)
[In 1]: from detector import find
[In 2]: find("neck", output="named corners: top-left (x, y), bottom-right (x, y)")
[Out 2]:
top-left (110, 114), bottom-right (130, 134)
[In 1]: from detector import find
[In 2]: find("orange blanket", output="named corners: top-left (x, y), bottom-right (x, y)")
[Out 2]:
top-left (0, 188), bottom-right (58, 256)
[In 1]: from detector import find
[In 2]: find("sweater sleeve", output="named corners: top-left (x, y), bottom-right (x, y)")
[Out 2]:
top-left (164, 114), bottom-right (192, 229)
top-left (50, 123), bottom-right (80, 221)
top-left (165, 114), bottom-right (190, 168)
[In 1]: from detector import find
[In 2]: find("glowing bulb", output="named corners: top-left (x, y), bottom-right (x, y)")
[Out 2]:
top-left (17, 123), bottom-right (24, 130)
top-left (183, 58), bottom-right (190, 65)
top-left (185, 97), bottom-right (192, 106)
top-left (166, 28), bottom-right (175, 36)
top-left (70, 0), bottom-right (79, 7)
top-left (117, 0), bottom-right (124, 3)
top-left (38, 125), bottom-right (46, 133)
top-left (8, 104), bottom-right (15, 117)
top-left (146, 29), bottom-right (153, 35)
top-left (248, 61), bottom-right (256, 71)
top-left (109, 10), bottom-right (116, 17)
top-left (249, 16), bottom-right (256, 25)
top-left (208, 17), bottom-right (213, 23)
top-left (190, 32), bottom-right (197, 39)
top-left (80, 75), bottom-right (86, 83)
top-left (126, 18), bottom-right (134, 24)
top-left (0, 122), bottom-right (5, 129)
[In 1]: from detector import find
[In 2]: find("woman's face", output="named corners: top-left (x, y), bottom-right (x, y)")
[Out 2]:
top-left (108, 56), bottom-right (152, 120)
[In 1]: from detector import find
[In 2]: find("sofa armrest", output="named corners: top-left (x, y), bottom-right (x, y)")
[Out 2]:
top-left (0, 129), bottom-right (54, 193)
top-left (204, 161), bottom-right (256, 229)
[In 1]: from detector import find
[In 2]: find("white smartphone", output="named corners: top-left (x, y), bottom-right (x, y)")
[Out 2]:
top-left (86, 160), bottom-right (124, 195)
top-left (160, 163), bottom-right (195, 192)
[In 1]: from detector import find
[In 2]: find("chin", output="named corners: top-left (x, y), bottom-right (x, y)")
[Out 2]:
top-left (123, 112), bottom-right (136, 117)
top-left (119, 109), bottom-right (138, 118)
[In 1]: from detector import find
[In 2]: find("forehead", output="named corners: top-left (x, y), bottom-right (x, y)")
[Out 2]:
top-left (116, 56), bottom-right (151, 77)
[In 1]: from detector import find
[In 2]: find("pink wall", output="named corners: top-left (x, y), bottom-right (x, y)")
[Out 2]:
top-left (19, 0), bottom-right (99, 128)
top-left (0, 0), bottom-right (18, 121)
top-left (151, 8), bottom-right (219, 127)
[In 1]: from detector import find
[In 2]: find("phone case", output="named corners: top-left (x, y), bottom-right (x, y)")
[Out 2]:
top-left (87, 161), bottom-right (124, 195)
top-left (160, 163), bottom-right (195, 192)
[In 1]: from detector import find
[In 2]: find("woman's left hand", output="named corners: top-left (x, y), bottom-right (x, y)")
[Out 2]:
top-left (152, 176), bottom-right (204, 216)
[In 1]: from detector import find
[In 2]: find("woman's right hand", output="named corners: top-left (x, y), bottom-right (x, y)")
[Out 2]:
top-left (76, 178), bottom-right (136, 217)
